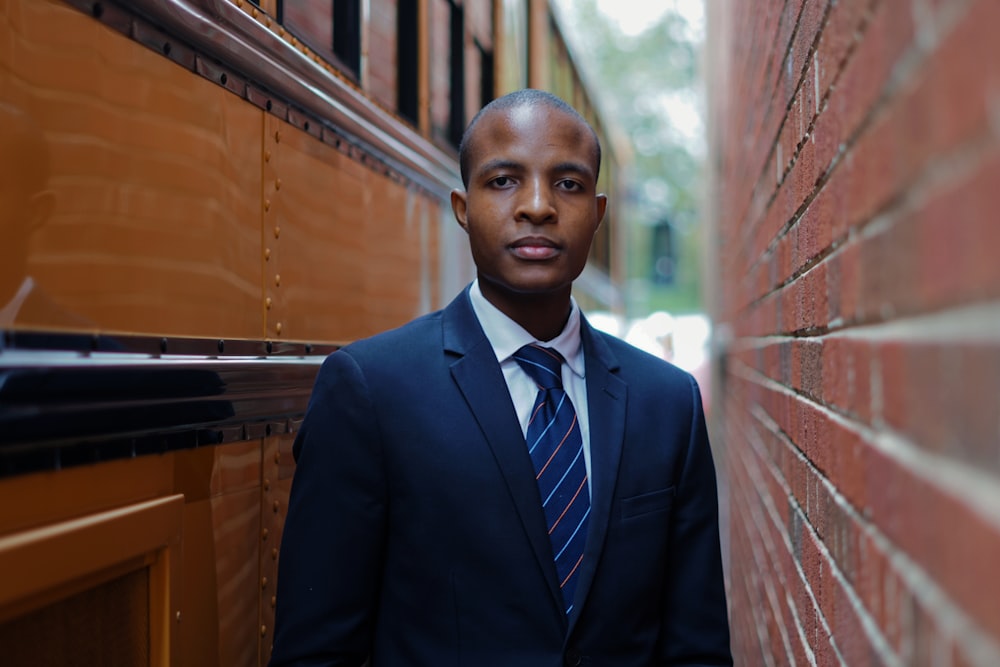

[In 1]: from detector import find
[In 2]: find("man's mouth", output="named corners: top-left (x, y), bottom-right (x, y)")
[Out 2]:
top-left (509, 237), bottom-right (560, 260)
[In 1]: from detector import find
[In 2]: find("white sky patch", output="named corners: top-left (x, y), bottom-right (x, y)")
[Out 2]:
top-left (591, 0), bottom-right (704, 40)
top-left (662, 90), bottom-right (706, 157)
top-left (553, 0), bottom-right (707, 154)
top-left (594, 0), bottom-right (669, 36)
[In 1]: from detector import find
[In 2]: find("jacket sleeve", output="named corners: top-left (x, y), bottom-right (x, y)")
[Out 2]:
top-left (658, 375), bottom-right (733, 666)
top-left (269, 350), bottom-right (387, 667)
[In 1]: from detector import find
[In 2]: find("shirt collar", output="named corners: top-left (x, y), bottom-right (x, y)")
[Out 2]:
top-left (468, 280), bottom-right (585, 379)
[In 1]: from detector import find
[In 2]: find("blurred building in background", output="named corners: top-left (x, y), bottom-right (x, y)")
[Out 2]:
top-left (553, 0), bottom-right (709, 318)
top-left (706, 0), bottom-right (1000, 664)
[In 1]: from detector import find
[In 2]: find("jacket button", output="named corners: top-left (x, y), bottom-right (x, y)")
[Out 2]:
top-left (565, 649), bottom-right (582, 666)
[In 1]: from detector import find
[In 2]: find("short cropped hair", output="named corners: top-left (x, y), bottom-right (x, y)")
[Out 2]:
top-left (457, 89), bottom-right (602, 188)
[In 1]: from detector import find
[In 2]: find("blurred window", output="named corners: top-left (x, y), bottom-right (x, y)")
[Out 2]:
top-left (397, 0), bottom-right (419, 124)
top-left (429, 0), bottom-right (466, 149)
top-left (333, 0), bottom-right (362, 76)
top-left (281, 1), bottom-right (361, 80)
top-left (476, 39), bottom-right (494, 113)
top-left (448, 1), bottom-right (465, 146)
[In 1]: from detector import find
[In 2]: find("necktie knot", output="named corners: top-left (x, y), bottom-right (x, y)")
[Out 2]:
top-left (513, 344), bottom-right (565, 390)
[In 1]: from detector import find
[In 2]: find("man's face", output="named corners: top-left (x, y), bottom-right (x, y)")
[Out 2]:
top-left (451, 104), bottom-right (607, 308)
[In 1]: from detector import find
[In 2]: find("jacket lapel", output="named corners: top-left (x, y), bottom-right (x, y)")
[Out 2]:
top-left (442, 289), bottom-right (566, 613)
top-left (567, 319), bottom-right (627, 633)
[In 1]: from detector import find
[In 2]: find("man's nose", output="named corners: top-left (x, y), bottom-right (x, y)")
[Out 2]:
top-left (515, 179), bottom-right (557, 224)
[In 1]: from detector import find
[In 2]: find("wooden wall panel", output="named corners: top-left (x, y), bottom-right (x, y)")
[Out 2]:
top-left (365, 174), bottom-right (432, 333)
top-left (211, 486), bottom-right (261, 667)
top-left (174, 441), bottom-right (264, 666)
top-left (259, 432), bottom-right (295, 665)
top-left (178, 499), bottom-right (223, 667)
top-left (266, 114), bottom-right (442, 343)
top-left (265, 116), bottom-right (367, 343)
top-left (0, 456), bottom-right (173, 535)
top-left (0, 494), bottom-right (183, 664)
top-left (0, 0), bottom-right (264, 339)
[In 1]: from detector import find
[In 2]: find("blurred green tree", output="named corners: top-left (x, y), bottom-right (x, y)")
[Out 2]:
top-left (554, 0), bottom-right (706, 316)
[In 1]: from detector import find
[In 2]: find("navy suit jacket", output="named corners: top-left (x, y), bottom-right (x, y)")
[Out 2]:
top-left (270, 288), bottom-right (731, 666)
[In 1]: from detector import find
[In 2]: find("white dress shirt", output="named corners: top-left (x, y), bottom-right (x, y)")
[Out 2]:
top-left (467, 280), bottom-right (592, 482)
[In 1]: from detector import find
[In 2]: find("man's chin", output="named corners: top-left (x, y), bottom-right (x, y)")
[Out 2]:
top-left (480, 279), bottom-right (574, 300)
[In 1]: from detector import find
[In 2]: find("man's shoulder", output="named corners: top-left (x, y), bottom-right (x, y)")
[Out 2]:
top-left (312, 311), bottom-right (449, 393)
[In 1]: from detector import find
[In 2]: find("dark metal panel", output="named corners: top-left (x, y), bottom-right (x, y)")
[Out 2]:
top-left (0, 347), bottom-right (330, 477)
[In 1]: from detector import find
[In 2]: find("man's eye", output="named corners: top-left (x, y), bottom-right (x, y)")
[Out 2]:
top-left (557, 180), bottom-right (582, 191)
top-left (489, 176), bottom-right (513, 187)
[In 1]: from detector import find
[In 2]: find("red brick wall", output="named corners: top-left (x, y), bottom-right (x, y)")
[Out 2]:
top-left (706, 0), bottom-right (1000, 664)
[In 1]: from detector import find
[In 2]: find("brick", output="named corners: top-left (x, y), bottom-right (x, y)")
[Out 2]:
top-left (809, 95), bottom-right (847, 189)
top-left (799, 338), bottom-right (824, 401)
top-left (730, 439), bottom-right (821, 662)
top-left (790, 131), bottom-right (820, 219)
top-left (710, 0), bottom-right (1000, 662)
top-left (862, 442), bottom-right (1000, 638)
top-left (837, 0), bottom-right (915, 139)
top-left (786, 0), bottom-right (830, 110)
top-left (771, 0), bottom-right (808, 130)
top-left (814, 0), bottom-right (868, 95)
top-left (744, 411), bottom-right (892, 663)
top-left (875, 340), bottom-right (1000, 470)
top-left (824, 238), bottom-right (859, 326)
top-left (795, 180), bottom-right (835, 272)
top-left (917, 150), bottom-right (1000, 310)
top-left (917, 0), bottom-right (1000, 154)
top-left (776, 233), bottom-right (792, 287)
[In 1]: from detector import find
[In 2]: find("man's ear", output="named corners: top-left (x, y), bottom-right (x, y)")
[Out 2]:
top-left (595, 193), bottom-right (608, 229)
top-left (451, 188), bottom-right (470, 233)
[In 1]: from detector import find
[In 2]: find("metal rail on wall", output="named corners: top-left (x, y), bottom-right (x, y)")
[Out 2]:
top-left (0, 339), bottom-right (332, 477)
top-left (111, 0), bottom-right (462, 197)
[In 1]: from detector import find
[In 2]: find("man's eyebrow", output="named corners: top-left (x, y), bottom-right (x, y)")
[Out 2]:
top-left (476, 159), bottom-right (595, 179)
top-left (551, 161), bottom-right (595, 179)
top-left (476, 159), bottom-right (523, 176)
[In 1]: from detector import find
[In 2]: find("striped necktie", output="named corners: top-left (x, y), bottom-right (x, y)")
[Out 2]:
top-left (513, 344), bottom-right (590, 615)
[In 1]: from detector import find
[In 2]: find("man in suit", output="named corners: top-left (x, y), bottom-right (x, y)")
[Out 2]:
top-left (270, 89), bottom-right (731, 666)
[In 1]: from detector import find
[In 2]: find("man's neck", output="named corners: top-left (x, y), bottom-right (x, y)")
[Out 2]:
top-left (477, 281), bottom-right (572, 342)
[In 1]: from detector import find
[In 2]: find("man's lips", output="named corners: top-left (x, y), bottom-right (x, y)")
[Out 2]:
top-left (509, 237), bottom-right (560, 260)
